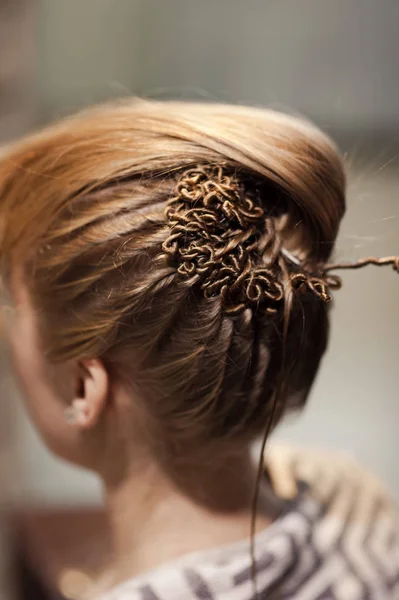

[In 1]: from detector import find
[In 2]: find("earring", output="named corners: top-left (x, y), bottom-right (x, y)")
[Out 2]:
top-left (64, 406), bottom-right (77, 424)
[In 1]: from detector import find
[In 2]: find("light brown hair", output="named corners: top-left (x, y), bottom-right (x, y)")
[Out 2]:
top-left (0, 99), bottom-right (346, 459)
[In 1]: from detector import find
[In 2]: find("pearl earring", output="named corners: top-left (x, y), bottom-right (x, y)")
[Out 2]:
top-left (64, 406), bottom-right (77, 424)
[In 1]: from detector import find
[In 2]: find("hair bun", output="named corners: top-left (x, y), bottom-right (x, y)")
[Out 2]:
top-left (144, 101), bottom-right (347, 264)
top-left (162, 165), bottom-right (284, 314)
top-left (162, 164), bottom-right (338, 314)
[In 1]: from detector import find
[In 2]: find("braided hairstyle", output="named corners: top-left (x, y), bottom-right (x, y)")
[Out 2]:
top-left (0, 99), bottom-right (351, 456)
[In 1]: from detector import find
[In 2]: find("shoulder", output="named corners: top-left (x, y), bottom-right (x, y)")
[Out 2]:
top-left (266, 441), bottom-right (398, 512)
top-left (266, 442), bottom-right (399, 593)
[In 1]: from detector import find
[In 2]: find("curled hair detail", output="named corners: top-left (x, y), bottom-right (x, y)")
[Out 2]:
top-left (162, 165), bottom-right (284, 314)
top-left (162, 165), bottom-right (345, 313)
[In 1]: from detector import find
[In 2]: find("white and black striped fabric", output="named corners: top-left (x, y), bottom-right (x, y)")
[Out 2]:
top-left (99, 445), bottom-right (399, 600)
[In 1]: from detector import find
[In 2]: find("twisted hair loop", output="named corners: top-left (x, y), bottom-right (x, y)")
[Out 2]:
top-left (162, 165), bottom-right (286, 314)
top-left (162, 165), bottom-right (347, 314)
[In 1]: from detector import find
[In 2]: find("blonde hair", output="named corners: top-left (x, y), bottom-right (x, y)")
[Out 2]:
top-left (0, 99), bottom-right (346, 455)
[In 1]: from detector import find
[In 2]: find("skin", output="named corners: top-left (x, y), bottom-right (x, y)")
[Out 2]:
top-left (3, 273), bottom-right (274, 595)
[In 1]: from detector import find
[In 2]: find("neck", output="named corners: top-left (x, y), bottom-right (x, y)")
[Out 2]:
top-left (101, 448), bottom-right (275, 589)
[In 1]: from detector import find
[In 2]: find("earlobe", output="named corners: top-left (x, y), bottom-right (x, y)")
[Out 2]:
top-left (65, 359), bottom-right (109, 429)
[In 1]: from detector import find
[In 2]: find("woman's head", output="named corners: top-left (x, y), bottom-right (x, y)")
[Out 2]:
top-left (0, 99), bottom-right (345, 476)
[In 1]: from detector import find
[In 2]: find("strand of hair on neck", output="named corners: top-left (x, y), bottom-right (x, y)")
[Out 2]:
top-left (249, 278), bottom-right (293, 599)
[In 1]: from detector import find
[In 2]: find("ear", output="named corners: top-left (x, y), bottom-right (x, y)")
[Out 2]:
top-left (65, 359), bottom-right (109, 430)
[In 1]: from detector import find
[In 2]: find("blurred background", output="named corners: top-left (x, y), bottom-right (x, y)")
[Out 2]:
top-left (1, 0), bottom-right (399, 596)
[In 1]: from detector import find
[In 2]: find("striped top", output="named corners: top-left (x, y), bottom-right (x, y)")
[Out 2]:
top-left (99, 445), bottom-right (399, 600)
